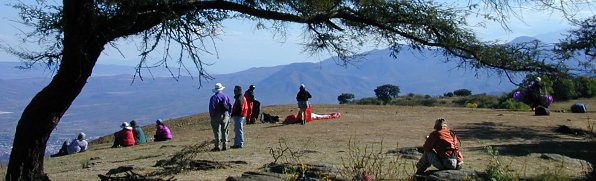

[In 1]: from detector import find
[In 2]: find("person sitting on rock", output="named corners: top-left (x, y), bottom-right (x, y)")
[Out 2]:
top-left (416, 118), bottom-right (464, 174)
top-left (154, 119), bottom-right (172, 141)
top-left (112, 122), bottom-right (135, 148)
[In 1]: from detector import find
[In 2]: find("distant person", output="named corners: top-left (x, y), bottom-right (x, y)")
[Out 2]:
top-left (209, 83), bottom-right (232, 151)
top-left (416, 118), bottom-right (464, 174)
top-left (528, 77), bottom-right (546, 109)
top-left (296, 84), bottom-right (312, 125)
top-left (130, 120), bottom-right (147, 144)
top-left (244, 85), bottom-right (256, 124)
top-left (51, 132), bottom-right (88, 157)
top-left (154, 119), bottom-right (172, 141)
top-left (231, 85), bottom-right (248, 148)
top-left (112, 122), bottom-right (135, 148)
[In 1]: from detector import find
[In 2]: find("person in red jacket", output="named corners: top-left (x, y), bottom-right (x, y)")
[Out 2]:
top-left (416, 118), bottom-right (464, 174)
top-left (112, 122), bottom-right (135, 148)
top-left (231, 85), bottom-right (249, 148)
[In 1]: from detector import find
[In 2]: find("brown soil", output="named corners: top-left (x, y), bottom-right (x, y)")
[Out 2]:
top-left (36, 98), bottom-right (596, 180)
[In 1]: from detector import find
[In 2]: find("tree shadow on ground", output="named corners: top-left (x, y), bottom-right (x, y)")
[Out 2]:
top-left (455, 121), bottom-right (560, 141)
top-left (457, 121), bottom-right (595, 178)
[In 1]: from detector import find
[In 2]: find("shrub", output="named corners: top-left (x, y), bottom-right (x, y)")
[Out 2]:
top-left (352, 97), bottom-right (383, 105)
top-left (338, 93), bottom-right (355, 104)
top-left (374, 84), bottom-right (400, 105)
top-left (574, 76), bottom-right (596, 98)
top-left (453, 94), bottom-right (500, 108)
top-left (453, 89), bottom-right (472, 96)
top-left (443, 92), bottom-right (454, 97)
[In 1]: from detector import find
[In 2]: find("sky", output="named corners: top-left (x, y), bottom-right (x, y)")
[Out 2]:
top-left (0, 1), bottom-right (593, 74)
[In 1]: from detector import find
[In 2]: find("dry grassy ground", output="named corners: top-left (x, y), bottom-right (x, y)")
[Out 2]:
top-left (3, 98), bottom-right (596, 180)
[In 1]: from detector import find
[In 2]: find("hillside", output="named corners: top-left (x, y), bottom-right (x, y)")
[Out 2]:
top-left (5, 98), bottom-right (592, 180)
top-left (0, 46), bottom-right (520, 161)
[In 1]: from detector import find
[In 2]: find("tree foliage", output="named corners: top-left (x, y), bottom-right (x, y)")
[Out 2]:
top-left (337, 93), bottom-right (355, 104)
top-left (2, 0), bottom-right (594, 180)
top-left (374, 84), bottom-right (400, 105)
top-left (453, 89), bottom-right (472, 96)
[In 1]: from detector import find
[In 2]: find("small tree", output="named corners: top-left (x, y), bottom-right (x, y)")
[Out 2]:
top-left (552, 77), bottom-right (577, 101)
top-left (337, 93), bottom-right (355, 104)
top-left (443, 92), bottom-right (454, 97)
top-left (374, 84), bottom-right (400, 105)
top-left (573, 76), bottom-right (596, 98)
top-left (453, 89), bottom-right (472, 96)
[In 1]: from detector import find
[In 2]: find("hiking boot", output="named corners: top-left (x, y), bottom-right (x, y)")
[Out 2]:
top-left (231, 145), bottom-right (243, 149)
top-left (210, 147), bottom-right (221, 152)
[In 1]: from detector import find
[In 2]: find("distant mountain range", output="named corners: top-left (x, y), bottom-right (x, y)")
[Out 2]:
top-left (0, 42), bottom-right (526, 160)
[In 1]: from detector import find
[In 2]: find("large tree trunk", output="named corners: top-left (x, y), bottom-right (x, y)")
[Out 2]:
top-left (5, 0), bottom-right (106, 180)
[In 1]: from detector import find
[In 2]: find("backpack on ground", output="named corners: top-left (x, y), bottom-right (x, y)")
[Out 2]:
top-left (535, 106), bottom-right (550, 116)
top-left (570, 104), bottom-right (587, 113)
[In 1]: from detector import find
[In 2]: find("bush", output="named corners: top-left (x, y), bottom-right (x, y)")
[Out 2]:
top-left (453, 94), bottom-right (500, 108)
top-left (552, 77), bottom-right (577, 101)
top-left (338, 93), bottom-right (355, 104)
top-left (500, 99), bottom-right (530, 110)
top-left (393, 94), bottom-right (437, 106)
top-left (443, 92), bottom-right (454, 97)
top-left (574, 76), bottom-right (596, 98)
top-left (352, 97), bottom-right (383, 105)
top-left (453, 89), bottom-right (472, 96)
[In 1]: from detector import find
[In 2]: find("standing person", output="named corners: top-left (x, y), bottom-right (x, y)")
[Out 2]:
top-left (154, 119), bottom-right (173, 141)
top-left (112, 122), bottom-right (135, 148)
top-left (416, 118), bottom-right (464, 174)
top-left (209, 83), bottom-right (233, 151)
top-left (130, 120), bottom-right (147, 144)
top-left (231, 85), bottom-right (248, 149)
top-left (296, 84), bottom-right (312, 125)
top-left (244, 85), bottom-right (256, 124)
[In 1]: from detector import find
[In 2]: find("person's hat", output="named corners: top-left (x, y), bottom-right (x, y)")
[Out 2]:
top-left (212, 83), bottom-right (225, 92)
top-left (156, 119), bottom-right (163, 124)
top-left (78, 132), bottom-right (86, 140)
top-left (249, 85), bottom-right (255, 90)
top-left (130, 120), bottom-right (137, 127)
top-left (434, 118), bottom-right (447, 130)
top-left (300, 84), bottom-right (305, 88)
top-left (535, 77), bottom-right (541, 82)
top-left (120, 122), bottom-right (132, 130)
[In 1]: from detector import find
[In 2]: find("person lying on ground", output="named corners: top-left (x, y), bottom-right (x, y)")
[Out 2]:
top-left (51, 132), bottom-right (88, 157)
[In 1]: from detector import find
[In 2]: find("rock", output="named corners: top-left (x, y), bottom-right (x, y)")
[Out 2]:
top-left (529, 153), bottom-right (592, 168)
top-left (225, 171), bottom-right (285, 181)
top-left (416, 170), bottom-right (486, 181)
top-left (386, 147), bottom-right (422, 160)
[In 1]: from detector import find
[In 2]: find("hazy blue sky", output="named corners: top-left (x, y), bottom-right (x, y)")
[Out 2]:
top-left (0, 1), bottom-right (593, 74)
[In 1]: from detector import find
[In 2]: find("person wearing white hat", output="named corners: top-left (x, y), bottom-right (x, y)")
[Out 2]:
top-left (112, 122), bottom-right (135, 148)
top-left (209, 83), bottom-right (233, 151)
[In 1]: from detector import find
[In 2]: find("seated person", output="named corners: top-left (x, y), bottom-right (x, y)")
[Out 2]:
top-left (130, 120), bottom-right (147, 144)
top-left (51, 132), bottom-right (88, 157)
top-left (416, 118), bottom-right (464, 174)
top-left (154, 119), bottom-right (172, 141)
top-left (112, 122), bottom-right (135, 147)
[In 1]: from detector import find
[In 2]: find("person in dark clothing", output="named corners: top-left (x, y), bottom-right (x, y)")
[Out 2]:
top-left (296, 84), bottom-right (312, 125)
top-left (231, 85), bottom-right (248, 148)
top-left (130, 120), bottom-right (147, 144)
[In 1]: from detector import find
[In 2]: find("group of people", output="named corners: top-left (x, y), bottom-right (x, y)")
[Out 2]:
top-left (51, 82), bottom-right (462, 175)
top-left (112, 119), bottom-right (173, 148)
top-left (208, 83), bottom-right (312, 151)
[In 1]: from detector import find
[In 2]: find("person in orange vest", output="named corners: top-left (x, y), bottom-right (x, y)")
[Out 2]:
top-left (416, 118), bottom-right (464, 174)
top-left (112, 122), bottom-right (135, 148)
top-left (244, 85), bottom-right (256, 124)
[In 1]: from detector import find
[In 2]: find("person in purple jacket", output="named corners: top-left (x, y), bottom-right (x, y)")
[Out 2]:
top-left (209, 83), bottom-right (233, 151)
top-left (154, 119), bottom-right (172, 141)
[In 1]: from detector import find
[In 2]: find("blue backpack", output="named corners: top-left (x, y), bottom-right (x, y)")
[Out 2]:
top-left (570, 104), bottom-right (588, 113)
